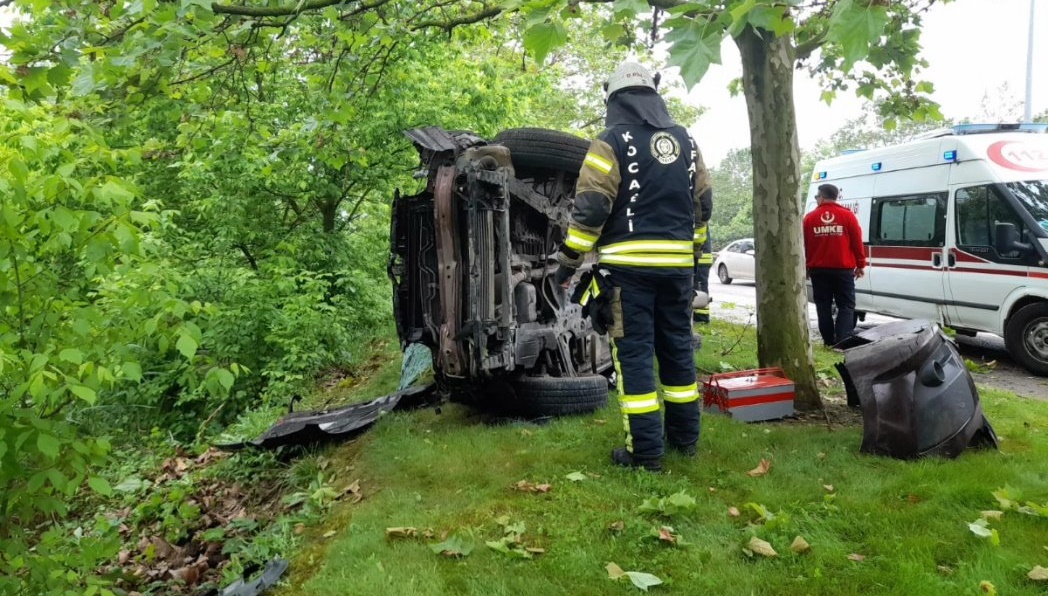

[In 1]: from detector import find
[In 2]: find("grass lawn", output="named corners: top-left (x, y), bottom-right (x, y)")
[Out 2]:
top-left (279, 321), bottom-right (1048, 595)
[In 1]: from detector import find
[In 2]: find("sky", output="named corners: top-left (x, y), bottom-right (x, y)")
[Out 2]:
top-left (686, 0), bottom-right (1048, 166)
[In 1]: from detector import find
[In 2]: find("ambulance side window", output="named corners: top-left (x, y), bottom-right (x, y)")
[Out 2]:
top-left (955, 185), bottom-right (1026, 259)
top-left (870, 194), bottom-right (945, 247)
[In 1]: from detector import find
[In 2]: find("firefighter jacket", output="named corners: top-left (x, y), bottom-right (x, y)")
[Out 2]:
top-left (558, 90), bottom-right (711, 273)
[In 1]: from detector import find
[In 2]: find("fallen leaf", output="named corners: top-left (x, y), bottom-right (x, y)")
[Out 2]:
top-left (520, 428), bottom-right (533, 437)
top-left (565, 472), bottom-right (588, 482)
top-left (980, 510), bottom-right (1004, 521)
top-left (386, 527), bottom-right (419, 539)
top-left (746, 536), bottom-right (778, 558)
top-left (525, 547), bottom-right (546, 555)
top-left (747, 459), bottom-right (772, 477)
top-left (323, 530), bottom-right (337, 538)
top-left (907, 494), bottom-right (920, 504)
top-left (708, 487), bottom-right (717, 493)
top-left (429, 534), bottom-right (474, 558)
top-left (823, 484), bottom-right (834, 492)
top-left (514, 480), bottom-right (552, 494)
top-left (608, 521), bottom-right (625, 533)
top-left (624, 571), bottom-right (663, 591)
top-left (847, 553), bottom-right (865, 562)
top-left (1028, 566), bottom-right (1048, 581)
top-left (606, 562), bottom-right (626, 580)
top-left (979, 580), bottom-right (997, 595)
top-left (790, 536), bottom-right (811, 553)
top-left (593, 418), bottom-right (607, 425)
top-left (937, 565), bottom-right (954, 575)
top-left (816, 452), bottom-right (827, 460)
top-left (727, 507), bottom-right (740, 518)
top-left (657, 526), bottom-right (677, 544)
top-left (586, 472), bottom-right (602, 479)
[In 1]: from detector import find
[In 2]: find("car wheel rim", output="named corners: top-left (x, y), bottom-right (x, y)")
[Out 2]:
top-left (718, 266), bottom-right (728, 282)
top-left (1024, 317), bottom-right (1048, 362)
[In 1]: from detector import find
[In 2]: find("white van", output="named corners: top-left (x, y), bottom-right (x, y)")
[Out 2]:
top-left (804, 123), bottom-right (1048, 376)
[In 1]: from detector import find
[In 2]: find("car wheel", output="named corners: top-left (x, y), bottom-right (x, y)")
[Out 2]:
top-left (1004, 302), bottom-right (1048, 376)
top-left (718, 264), bottom-right (732, 285)
top-left (494, 128), bottom-right (589, 174)
top-left (508, 374), bottom-right (609, 416)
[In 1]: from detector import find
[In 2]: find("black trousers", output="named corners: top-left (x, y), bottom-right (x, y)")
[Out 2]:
top-left (607, 267), bottom-right (700, 460)
top-left (810, 268), bottom-right (856, 346)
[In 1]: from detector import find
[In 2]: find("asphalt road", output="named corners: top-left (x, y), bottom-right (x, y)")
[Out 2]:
top-left (707, 278), bottom-right (1048, 401)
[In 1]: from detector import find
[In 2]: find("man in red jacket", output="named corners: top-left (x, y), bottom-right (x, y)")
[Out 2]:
top-left (803, 183), bottom-right (866, 347)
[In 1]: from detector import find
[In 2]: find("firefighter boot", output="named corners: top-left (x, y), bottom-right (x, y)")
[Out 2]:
top-left (610, 447), bottom-right (662, 472)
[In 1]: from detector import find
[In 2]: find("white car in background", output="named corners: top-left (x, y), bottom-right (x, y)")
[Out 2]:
top-left (713, 238), bottom-right (755, 284)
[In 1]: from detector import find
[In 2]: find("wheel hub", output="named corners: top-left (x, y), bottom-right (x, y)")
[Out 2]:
top-left (1024, 317), bottom-right (1048, 361)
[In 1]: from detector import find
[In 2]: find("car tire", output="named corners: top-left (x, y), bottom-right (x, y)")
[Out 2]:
top-left (509, 374), bottom-right (609, 416)
top-left (1004, 302), bottom-right (1048, 376)
top-left (494, 128), bottom-right (589, 174)
top-left (718, 264), bottom-right (733, 285)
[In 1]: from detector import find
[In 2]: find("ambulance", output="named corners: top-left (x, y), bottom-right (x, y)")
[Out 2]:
top-left (804, 123), bottom-right (1048, 376)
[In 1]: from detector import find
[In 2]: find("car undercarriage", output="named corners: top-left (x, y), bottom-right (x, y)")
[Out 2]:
top-left (389, 127), bottom-right (613, 415)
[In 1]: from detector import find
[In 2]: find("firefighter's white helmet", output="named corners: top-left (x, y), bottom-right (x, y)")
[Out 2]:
top-left (604, 62), bottom-right (658, 100)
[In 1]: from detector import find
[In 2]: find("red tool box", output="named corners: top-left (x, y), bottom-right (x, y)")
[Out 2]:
top-left (702, 368), bottom-right (795, 422)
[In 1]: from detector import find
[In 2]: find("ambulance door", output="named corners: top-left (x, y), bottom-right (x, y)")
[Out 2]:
top-left (945, 183), bottom-right (1036, 333)
top-left (865, 193), bottom-right (949, 322)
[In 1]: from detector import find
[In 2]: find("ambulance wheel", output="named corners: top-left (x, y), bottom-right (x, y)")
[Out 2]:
top-left (718, 264), bottom-right (733, 285)
top-left (509, 374), bottom-right (609, 416)
top-left (494, 128), bottom-right (589, 174)
top-left (1005, 302), bottom-right (1048, 376)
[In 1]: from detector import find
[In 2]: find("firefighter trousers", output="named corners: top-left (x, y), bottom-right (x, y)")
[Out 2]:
top-left (606, 267), bottom-right (700, 460)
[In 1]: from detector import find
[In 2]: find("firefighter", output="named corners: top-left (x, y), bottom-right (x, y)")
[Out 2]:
top-left (553, 62), bottom-right (712, 472)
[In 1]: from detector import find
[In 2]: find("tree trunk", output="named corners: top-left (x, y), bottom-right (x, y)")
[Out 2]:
top-left (734, 26), bottom-right (821, 410)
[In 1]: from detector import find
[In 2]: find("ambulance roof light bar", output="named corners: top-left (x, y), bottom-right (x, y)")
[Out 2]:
top-left (918, 122), bottom-right (1048, 139)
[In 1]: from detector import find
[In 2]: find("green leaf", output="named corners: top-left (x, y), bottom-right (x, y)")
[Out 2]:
top-left (59, 348), bottom-right (84, 364)
top-left (176, 333), bottom-right (198, 359)
top-left (122, 361), bottom-right (143, 382)
top-left (613, 0), bottom-right (649, 17)
top-left (524, 21), bottom-right (568, 65)
top-left (826, 0), bottom-right (890, 68)
top-left (968, 518), bottom-right (992, 538)
top-left (114, 476), bottom-right (150, 493)
top-left (214, 368), bottom-right (235, 390)
top-left (666, 19), bottom-right (723, 89)
top-left (624, 571), bottom-right (663, 591)
top-left (87, 476), bottom-right (113, 496)
top-left (37, 433), bottom-right (61, 459)
top-left (71, 64), bottom-right (97, 96)
top-left (565, 471), bottom-right (587, 482)
top-left (429, 534), bottom-right (474, 557)
top-left (69, 384), bottom-right (98, 404)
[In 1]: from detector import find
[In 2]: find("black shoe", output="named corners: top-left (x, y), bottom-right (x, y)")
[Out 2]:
top-left (611, 447), bottom-right (662, 472)
top-left (668, 443), bottom-right (697, 457)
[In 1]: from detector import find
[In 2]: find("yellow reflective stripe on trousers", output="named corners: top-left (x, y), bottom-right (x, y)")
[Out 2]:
top-left (697, 253), bottom-right (713, 265)
top-left (565, 228), bottom-right (597, 252)
top-left (599, 254), bottom-right (693, 267)
top-left (662, 383), bottom-right (698, 404)
top-left (599, 240), bottom-right (693, 254)
top-left (620, 392), bottom-right (660, 414)
top-left (584, 153), bottom-right (613, 174)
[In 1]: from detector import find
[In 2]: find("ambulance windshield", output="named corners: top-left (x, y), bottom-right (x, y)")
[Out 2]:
top-left (1005, 180), bottom-right (1048, 233)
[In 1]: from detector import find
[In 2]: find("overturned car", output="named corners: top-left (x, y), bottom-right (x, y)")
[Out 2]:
top-left (389, 127), bottom-right (614, 415)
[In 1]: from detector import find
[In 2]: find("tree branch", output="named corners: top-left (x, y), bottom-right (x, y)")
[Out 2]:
top-left (795, 31), bottom-right (827, 61)
top-left (211, 0), bottom-right (344, 17)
